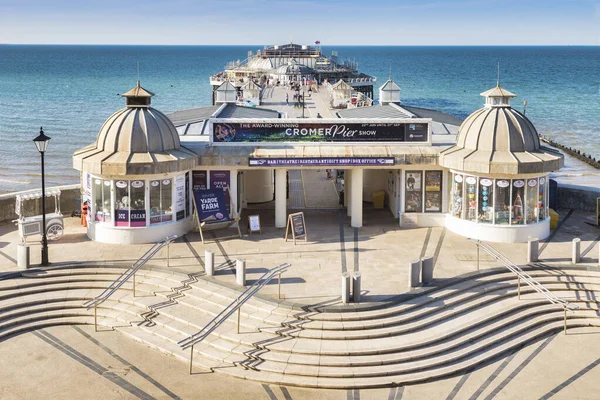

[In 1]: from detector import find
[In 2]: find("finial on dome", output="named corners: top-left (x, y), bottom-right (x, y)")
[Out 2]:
top-left (480, 78), bottom-right (516, 108)
top-left (121, 82), bottom-right (155, 107)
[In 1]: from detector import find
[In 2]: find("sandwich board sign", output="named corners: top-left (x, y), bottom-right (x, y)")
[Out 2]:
top-left (285, 212), bottom-right (307, 244)
top-left (248, 215), bottom-right (261, 234)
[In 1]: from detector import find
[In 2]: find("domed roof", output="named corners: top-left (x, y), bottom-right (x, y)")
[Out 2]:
top-left (73, 83), bottom-right (197, 176)
top-left (275, 59), bottom-right (312, 75)
top-left (439, 84), bottom-right (562, 175)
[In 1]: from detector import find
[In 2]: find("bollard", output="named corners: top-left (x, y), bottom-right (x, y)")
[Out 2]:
top-left (17, 244), bottom-right (30, 269)
top-left (205, 250), bottom-right (214, 276)
top-left (236, 259), bottom-right (246, 286)
top-left (341, 272), bottom-right (351, 304)
top-left (572, 238), bottom-right (581, 264)
top-left (421, 256), bottom-right (434, 284)
top-left (409, 259), bottom-right (421, 288)
top-left (527, 238), bottom-right (539, 263)
top-left (352, 272), bottom-right (361, 303)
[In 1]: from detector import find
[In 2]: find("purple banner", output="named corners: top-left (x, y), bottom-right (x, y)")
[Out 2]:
top-left (249, 157), bottom-right (395, 167)
top-left (115, 210), bottom-right (129, 226)
top-left (192, 170), bottom-right (207, 191)
top-left (210, 171), bottom-right (231, 216)
top-left (130, 210), bottom-right (146, 227)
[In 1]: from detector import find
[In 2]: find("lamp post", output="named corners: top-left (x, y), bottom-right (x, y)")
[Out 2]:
top-left (33, 127), bottom-right (51, 266)
top-left (302, 90), bottom-right (305, 118)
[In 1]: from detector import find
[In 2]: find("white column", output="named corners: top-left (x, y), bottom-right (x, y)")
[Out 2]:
top-left (346, 169), bottom-right (352, 216)
top-left (275, 168), bottom-right (287, 228)
top-left (351, 168), bottom-right (363, 228)
top-left (229, 169), bottom-right (238, 218)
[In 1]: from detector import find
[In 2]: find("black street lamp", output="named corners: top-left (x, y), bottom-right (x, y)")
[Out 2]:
top-left (301, 91), bottom-right (305, 118)
top-left (33, 127), bottom-right (51, 266)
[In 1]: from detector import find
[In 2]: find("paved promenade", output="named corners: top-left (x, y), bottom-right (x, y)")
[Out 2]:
top-left (1, 324), bottom-right (598, 399)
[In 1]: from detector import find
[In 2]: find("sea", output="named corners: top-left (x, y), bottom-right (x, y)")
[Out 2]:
top-left (0, 45), bottom-right (599, 193)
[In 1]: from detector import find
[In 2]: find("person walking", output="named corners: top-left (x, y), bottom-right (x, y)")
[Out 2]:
top-left (285, 93), bottom-right (289, 105)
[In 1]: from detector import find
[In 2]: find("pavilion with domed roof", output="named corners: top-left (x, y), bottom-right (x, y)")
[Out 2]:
top-left (439, 83), bottom-right (563, 242)
top-left (73, 82), bottom-right (198, 244)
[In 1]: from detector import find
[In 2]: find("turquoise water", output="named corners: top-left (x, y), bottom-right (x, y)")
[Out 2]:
top-left (0, 45), bottom-right (599, 192)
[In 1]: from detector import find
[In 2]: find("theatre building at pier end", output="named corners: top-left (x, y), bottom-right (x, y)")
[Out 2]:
top-left (73, 43), bottom-right (563, 244)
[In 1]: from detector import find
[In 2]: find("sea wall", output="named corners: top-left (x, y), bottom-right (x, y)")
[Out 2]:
top-left (0, 184), bottom-right (81, 223)
top-left (557, 183), bottom-right (600, 213)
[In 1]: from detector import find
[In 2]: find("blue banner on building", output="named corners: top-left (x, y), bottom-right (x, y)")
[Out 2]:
top-left (193, 189), bottom-right (229, 223)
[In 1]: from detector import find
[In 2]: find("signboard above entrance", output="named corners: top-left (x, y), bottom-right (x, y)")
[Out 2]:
top-left (211, 120), bottom-right (430, 144)
top-left (249, 157), bottom-right (395, 167)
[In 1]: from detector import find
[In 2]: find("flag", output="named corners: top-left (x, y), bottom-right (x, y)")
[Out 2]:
top-left (314, 40), bottom-right (320, 45)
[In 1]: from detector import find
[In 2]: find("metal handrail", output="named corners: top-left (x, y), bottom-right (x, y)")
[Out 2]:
top-left (470, 239), bottom-right (578, 311)
top-left (83, 235), bottom-right (177, 310)
top-left (178, 262), bottom-right (291, 351)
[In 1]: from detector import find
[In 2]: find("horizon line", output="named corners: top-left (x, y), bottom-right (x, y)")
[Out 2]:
top-left (1, 43), bottom-right (598, 47)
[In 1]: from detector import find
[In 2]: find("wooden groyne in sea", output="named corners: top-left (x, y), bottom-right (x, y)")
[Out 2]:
top-left (540, 136), bottom-right (600, 170)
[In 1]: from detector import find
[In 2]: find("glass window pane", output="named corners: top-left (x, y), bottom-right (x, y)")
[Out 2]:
top-left (424, 171), bottom-right (442, 212)
top-left (130, 180), bottom-right (146, 227)
top-left (527, 179), bottom-right (538, 224)
top-left (93, 179), bottom-right (103, 222)
top-left (478, 178), bottom-right (493, 224)
top-left (451, 174), bottom-right (463, 218)
top-left (114, 180), bottom-right (129, 226)
top-left (464, 176), bottom-right (477, 221)
top-left (161, 179), bottom-right (173, 222)
top-left (495, 179), bottom-right (510, 225)
top-left (405, 171), bottom-right (423, 213)
top-left (150, 180), bottom-right (161, 224)
top-left (538, 177), bottom-right (546, 221)
top-left (511, 179), bottom-right (525, 225)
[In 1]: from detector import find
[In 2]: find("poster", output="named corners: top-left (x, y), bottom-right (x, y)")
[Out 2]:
top-left (425, 171), bottom-right (441, 192)
top-left (424, 171), bottom-right (442, 212)
top-left (175, 175), bottom-right (186, 221)
top-left (192, 170), bottom-right (207, 191)
top-left (405, 171), bottom-right (423, 213)
top-left (248, 215), bottom-right (261, 233)
top-left (193, 189), bottom-right (228, 223)
top-left (210, 170), bottom-right (231, 216)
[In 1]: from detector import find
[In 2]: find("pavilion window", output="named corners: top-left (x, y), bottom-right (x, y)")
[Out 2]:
top-left (130, 180), bottom-right (146, 227)
top-left (526, 179), bottom-right (538, 224)
top-left (538, 177), bottom-right (547, 221)
top-left (495, 180), bottom-right (510, 225)
top-left (94, 179), bottom-right (112, 223)
top-left (114, 180), bottom-right (130, 226)
top-left (464, 176), bottom-right (477, 221)
top-left (150, 179), bottom-right (173, 224)
top-left (478, 178), bottom-right (493, 224)
top-left (451, 173), bottom-right (463, 218)
top-left (511, 180), bottom-right (525, 225)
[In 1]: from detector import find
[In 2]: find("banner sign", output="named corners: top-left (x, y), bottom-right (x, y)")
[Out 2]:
top-left (249, 157), bottom-right (394, 167)
top-left (193, 189), bottom-right (229, 223)
top-left (130, 210), bottom-right (146, 227)
top-left (115, 210), bottom-right (129, 226)
top-left (192, 170), bottom-right (207, 191)
top-left (209, 171), bottom-right (231, 216)
top-left (213, 122), bottom-right (428, 143)
top-left (175, 175), bottom-right (186, 221)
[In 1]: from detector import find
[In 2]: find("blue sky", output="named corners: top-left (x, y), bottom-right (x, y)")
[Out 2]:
top-left (0, 0), bottom-right (599, 45)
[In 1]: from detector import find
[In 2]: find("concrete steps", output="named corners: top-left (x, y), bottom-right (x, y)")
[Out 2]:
top-left (0, 265), bottom-right (599, 388)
